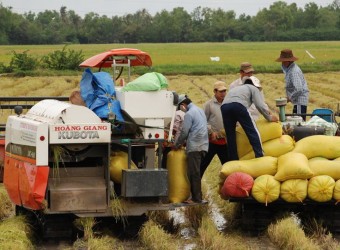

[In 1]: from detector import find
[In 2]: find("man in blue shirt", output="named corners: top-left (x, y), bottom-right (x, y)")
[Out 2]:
top-left (174, 96), bottom-right (209, 203)
top-left (276, 49), bottom-right (309, 121)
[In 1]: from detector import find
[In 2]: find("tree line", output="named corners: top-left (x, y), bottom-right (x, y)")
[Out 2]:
top-left (1, 0), bottom-right (340, 44)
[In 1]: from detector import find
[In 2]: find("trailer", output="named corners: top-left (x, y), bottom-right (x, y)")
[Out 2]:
top-left (226, 102), bottom-right (340, 234)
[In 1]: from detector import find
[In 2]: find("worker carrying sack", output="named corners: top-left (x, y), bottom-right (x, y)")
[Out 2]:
top-left (80, 68), bottom-right (124, 121)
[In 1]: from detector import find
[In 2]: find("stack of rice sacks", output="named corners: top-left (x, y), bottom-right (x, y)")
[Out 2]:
top-left (220, 118), bottom-right (340, 205)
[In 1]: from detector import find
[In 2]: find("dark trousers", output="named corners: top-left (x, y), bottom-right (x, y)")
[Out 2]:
top-left (221, 102), bottom-right (263, 160)
top-left (187, 151), bottom-right (206, 202)
top-left (293, 105), bottom-right (307, 121)
top-left (200, 143), bottom-right (228, 178)
top-left (161, 146), bottom-right (171, 169)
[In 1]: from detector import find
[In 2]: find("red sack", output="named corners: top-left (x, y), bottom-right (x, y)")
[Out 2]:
top-left (220, 172), bottom-right (254, 198)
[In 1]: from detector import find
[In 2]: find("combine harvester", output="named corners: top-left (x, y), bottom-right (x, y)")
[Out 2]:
top-left (0, 48), bottom-right (197, 238)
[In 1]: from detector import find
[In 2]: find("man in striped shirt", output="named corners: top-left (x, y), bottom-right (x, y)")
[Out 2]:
top-left (276, 49), bottom-right (309, 121)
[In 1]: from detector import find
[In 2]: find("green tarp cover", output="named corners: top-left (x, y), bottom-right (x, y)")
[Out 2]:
top-left (122, 72), bottom-right (168, 91)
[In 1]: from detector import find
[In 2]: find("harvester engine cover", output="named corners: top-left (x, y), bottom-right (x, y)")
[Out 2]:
top-left (4, 100), bottom-right (111, 211)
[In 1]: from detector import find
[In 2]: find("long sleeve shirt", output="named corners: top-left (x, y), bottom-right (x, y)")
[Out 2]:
top-left (229, 78), bottom-right (268, 120)
top-left (172, 109), bottom-right (185, 142)
top-left (203, 96), bottom-right (224, 136)
top-left (282, 63), bottom-right (309, 106)
top-left (175, 103), bottom-right (209, 153)
top-left (222, 84), bottom-right (273, 121)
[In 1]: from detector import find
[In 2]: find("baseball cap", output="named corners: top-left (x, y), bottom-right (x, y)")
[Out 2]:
top-left (214, 81), bottom-right (227, 91)
top-left (240, 62), bottom-right (255, 73)
top-left (178, 94), bottom-right (188, 105)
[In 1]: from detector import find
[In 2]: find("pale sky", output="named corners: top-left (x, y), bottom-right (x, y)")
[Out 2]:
top-left (0, 0), bottom-right (334, 17)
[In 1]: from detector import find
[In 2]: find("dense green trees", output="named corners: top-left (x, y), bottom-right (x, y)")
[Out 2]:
top-left (1, 0), bottom-right (340, 44)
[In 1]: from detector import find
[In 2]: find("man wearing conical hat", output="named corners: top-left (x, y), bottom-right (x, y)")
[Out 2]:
top-left (275, 49), bottom-right (309, 121)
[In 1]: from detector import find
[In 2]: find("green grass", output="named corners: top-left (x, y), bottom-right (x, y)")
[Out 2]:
top-left (1, 41), bottom-right (340, 75)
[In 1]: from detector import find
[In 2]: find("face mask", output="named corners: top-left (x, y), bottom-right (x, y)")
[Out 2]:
top-left (180, 104), bottom-right (187, 113)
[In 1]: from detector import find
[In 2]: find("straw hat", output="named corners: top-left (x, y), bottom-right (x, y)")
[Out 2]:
top-left (275, 49), bottom-right (298, 62)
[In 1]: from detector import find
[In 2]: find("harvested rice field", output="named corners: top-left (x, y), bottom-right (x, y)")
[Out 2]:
top-left (0, 73), bottom-right (340, 249)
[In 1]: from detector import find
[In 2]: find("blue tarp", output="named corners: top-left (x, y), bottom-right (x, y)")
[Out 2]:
top-left (80, 68), bottom-right (124, 121)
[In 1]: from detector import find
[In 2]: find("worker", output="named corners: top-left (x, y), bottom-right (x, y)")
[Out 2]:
top-left (200, 81), bottom-right (228, 178)
top-left (174, 95), bottom-right (209, 203)
top-left (275, 49), bottom-right (309, 121)
top-left (69, 90), bottom-right (86, 106)
top-left (221, 76), bottom-right (279, 160)
top-left (161, 95), bottom-right (186, 169)
top-left (229, 62), bottom-right (268, 121)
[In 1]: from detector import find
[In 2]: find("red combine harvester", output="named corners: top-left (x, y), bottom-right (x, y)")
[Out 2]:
top-left (0, 48), bottom-right (195, 238)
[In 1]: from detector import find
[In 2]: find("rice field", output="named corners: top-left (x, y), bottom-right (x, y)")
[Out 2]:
top-left (1, 41), bottom-right (340, 74)
top-left (0, 72), bottom-right (339, 125)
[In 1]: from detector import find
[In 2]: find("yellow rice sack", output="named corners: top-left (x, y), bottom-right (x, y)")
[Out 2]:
top-left (333, 179), bottom-right (340, 203)
top-left (251, 175), bottom-right (280, 205)
top-left (167, 149), bottom-right (190, 203)
top-left (241, 135), bottom-right (295, 160)
top-left (110, 151), bottom-right (137, 183)
top-left (280, 179), bottom-right (308, 203)
top-left (236, 119), bottom-right (283, 158)
top-left (293, 135), bottom-right (340, 159)
top-left (274, 152), bottom-right (313, 181)
top-left (220, 156), bottom-right (278, 179)
top-left (309, 158), bottom-right (340, 180)
top-left (308, 175), bottom-right (335, 202)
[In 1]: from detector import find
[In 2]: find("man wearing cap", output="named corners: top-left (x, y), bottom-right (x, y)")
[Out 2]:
top-left (221, 76), bottom-right (279, 160)
top-left (200, 81), bottom-right (229, 178)
top-left (229, 62), bottom-right (268, 121)
top-left (275, 49), bottom-right (309, 121)
top-left (174, 96), bottom-right (209, 203)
